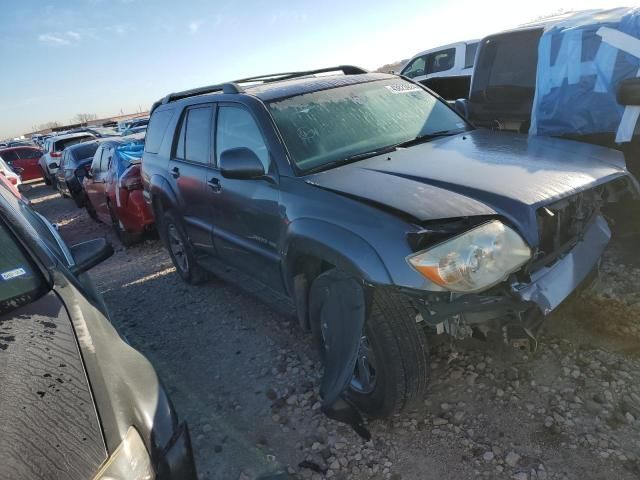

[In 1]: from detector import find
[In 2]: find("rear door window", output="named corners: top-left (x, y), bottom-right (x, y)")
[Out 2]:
top-left (0, 221), bottom-right (46, 314)
top-left (426, 48), bottom-right (456, 74)
top-left (183, 106), bottom-right (213, 164)
top-left (465, 42), bottom-right (479, 68)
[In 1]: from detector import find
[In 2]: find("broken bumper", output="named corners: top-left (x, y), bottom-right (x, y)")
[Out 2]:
top-left (513, 215), bottom-right (610, 315)
top-left (408, 215), bottom-right (611, 329)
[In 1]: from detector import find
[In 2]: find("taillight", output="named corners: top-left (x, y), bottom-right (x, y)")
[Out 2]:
top-left (51, 151), bottom-right (61, 158)
top-left (120, 165), bottom-right (143, 190)
top-left (9, 177), bottom-right (17, 185)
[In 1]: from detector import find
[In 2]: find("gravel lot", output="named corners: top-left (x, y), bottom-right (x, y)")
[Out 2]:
top-left (29, 182), bottom-right (640, 480)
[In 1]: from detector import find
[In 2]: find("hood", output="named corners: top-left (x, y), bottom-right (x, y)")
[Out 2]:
top-left (0, 291), bottom-right (106, 480)
top-left (305, 129), bottom-right (632, 246)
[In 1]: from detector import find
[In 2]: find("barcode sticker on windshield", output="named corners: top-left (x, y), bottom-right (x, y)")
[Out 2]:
top-left (1, 268), bottom-right (27, 281)
top-left (385, 84), bottom-right (421, 94)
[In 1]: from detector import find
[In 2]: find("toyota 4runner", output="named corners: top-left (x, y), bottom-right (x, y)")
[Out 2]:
top-left (142, 66), bottom-right (639, 422)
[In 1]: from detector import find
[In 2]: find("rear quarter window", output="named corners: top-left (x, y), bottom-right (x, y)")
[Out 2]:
top-left (145, 109), bottom-right (174, 154)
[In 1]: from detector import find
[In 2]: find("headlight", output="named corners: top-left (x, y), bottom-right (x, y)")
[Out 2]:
top-left (93, 427), bottom-right (155, 480)
top-left (408, 220), bottom-right (531, 293)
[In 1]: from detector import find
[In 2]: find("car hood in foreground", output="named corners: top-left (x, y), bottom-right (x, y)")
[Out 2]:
top-left (305, 129), bottom-right (634, 245)
top-left (0, 291), bottom-right (106, 480)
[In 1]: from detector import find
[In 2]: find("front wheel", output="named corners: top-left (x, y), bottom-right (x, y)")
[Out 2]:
top-left (162, 211), bottom-right (208, 285)
top-left (310, 270), bottom-right (430, 418)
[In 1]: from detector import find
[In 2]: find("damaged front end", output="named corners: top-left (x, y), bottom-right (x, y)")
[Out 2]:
top-left (407, 178), bottom-right (638, 351)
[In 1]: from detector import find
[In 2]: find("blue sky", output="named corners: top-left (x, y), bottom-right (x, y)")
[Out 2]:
top-left (0, 0), bottom-right (623, 138)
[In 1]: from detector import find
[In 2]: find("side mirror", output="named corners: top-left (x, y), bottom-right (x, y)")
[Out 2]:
top-left (49, 162), bottom-right (58, 170)
top-left (454, 98), bottom-right (469, 119)
top-left (617, 78), bottom-right (640, 106)
top-left (69, 238), bottom-right (114, 275)
top-left (219, 147), bottom-right (265, 180)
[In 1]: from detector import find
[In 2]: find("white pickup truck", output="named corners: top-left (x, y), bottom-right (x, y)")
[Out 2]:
top-left (400, 40), bottom-right (479, 101)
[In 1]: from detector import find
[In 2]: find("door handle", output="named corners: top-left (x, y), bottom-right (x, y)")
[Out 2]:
top-left (207, 177), bottom-right (222, 193)
top-left (171, 166), bottom-right (180, 178)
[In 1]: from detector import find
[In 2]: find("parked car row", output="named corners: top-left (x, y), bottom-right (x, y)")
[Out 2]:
top-left (0, 166), bottom-right (196, 479)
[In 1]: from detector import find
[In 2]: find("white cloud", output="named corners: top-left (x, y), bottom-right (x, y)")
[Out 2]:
top-left (66, 31), bottom-right (81, 40)
top-left (188, 21), bottom-right (203, 34)
top-left (38, 34), bottom-right (71, 46)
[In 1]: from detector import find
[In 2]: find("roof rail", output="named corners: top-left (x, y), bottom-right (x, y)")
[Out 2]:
top-left (233, 65), bottom-right (368, 85)
top-left (149, 65), bottom-right (368, 113)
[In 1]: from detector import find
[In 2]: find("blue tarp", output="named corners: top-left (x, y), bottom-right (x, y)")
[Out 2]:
top-left (530, 8), bottom-right (640, 143)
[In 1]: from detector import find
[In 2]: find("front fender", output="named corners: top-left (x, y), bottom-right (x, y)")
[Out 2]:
top-left (282, 218), bottom-right (392, 291)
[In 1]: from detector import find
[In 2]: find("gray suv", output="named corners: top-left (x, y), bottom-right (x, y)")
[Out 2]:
top-left (142, 66), bottom-right (639, 422)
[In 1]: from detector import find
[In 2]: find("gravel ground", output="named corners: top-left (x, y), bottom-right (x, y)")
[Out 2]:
top-left (29, 182), bottom-right (640, 480)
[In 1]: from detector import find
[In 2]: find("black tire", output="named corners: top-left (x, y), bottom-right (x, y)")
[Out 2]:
top-left (43, 174), bottom-right (51, 186)
top-left (86, 203), bottom-right (99, 222)
top-left (108, 202), bottom-right (141, 247)
top-left (310, 270), bottom-right (430, 418)
top-left (161, 211), bottom-right (208, 285)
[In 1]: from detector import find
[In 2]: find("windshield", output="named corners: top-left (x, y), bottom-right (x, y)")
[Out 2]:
top-left (268, 78), bottom-right (467, 173)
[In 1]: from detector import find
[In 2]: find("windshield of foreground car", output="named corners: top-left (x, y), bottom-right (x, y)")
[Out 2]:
top-left (268, 78), bottom-right (468, 173)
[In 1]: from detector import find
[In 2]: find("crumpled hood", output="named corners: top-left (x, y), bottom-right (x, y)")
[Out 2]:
top-left (305, 129), bottom-right (632, 245)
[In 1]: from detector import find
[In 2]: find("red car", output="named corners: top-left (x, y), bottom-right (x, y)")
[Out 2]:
top-left (83, 136), bottom-right (154, 245)
top-left (0, 146), bottom-right (43, 181)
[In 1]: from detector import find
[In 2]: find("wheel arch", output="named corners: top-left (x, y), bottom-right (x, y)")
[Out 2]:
top-left (282, 218), bottom-right (392, 330)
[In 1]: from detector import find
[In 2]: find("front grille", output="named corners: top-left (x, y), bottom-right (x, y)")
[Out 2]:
top-left (533, 187), bottom-right (604, 269)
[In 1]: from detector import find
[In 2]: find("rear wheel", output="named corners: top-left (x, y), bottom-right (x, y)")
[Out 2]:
top-left (85, 202), bottom-right (99, 222)
top-left (108, 202), bottom-right (141, 247)
top-left (162, 211), bottom-right (208, 285)
top-left (310, 269), bottom-right (430, 418)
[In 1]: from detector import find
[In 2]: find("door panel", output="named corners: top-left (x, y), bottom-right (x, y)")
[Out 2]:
top-left (211, 105), bottom-right (284, 291)
top-left (168, 104), bottom-right (216, 253)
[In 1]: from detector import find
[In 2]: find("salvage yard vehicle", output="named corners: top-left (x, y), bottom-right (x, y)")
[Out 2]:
top-left (400, 39), bottom-right (479, 101)
top-left (0, 145), bottom-right (43, 181)
top-left (0, 182), bottom-right (196, 479)
top-left (55, 139), bottom-right (102, 205)
top-left (456, 7), bottom-right (640, 177)
top-left (142, 66), bottom-right (639, 421)
top-left (84, 134), bottom-right (153, 245)
top-left (39, 132), bottom-right (96, 187)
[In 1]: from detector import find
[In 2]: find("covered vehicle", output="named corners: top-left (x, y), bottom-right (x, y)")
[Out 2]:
top-left (401, 39), bottom-right (479, 101)
top-left (0, 173), bottom-right (196, 479)
top-left (0, 146), bottom-right (43, 181)
top-left (459, 8), bottom-right (640, 177)
top-left (85, 135), bottom-right (153, 245)
top-left (39, 132), bottom-right (96, 187)
top-left (142, 66), bottom-right (639, 424)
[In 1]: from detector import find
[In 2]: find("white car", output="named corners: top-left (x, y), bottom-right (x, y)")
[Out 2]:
top-left (400, 39), bottom-right (479, 101)
top-left (0, 155), bottom-right (22, 187)
top-left (38, 132), bottom-right (95, 187)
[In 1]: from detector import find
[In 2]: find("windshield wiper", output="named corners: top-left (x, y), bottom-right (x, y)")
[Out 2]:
top-left (395, 129), bottom-right (464, 148)
top-left (303, 144), bottom-right (398, 174)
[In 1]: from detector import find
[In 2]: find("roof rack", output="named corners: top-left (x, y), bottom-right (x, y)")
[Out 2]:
top-left (150, 65), bottom-right (368, 112)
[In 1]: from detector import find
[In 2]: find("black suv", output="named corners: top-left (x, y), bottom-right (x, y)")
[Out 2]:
top-left (142, 66), bottom-right (638, 419)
